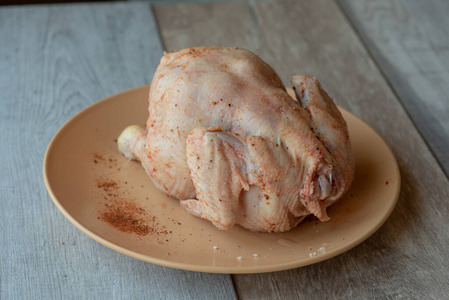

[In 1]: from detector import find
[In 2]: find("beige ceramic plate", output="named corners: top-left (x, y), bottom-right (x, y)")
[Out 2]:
top-left (44, 85), bottom-right (400, 274)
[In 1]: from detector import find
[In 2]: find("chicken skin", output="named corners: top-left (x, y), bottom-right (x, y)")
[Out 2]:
top-left (118, 47), bottom-right (354, 232)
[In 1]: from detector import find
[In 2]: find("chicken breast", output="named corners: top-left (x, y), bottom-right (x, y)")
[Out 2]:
top-left (118, 47), bottom-right (354, 232)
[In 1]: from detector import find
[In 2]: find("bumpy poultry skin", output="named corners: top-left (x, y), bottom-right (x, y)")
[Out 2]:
top-left (118, 47), bottom-right (354, 232)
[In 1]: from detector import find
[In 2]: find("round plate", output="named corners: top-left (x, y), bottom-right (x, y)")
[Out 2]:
top-left (43, 85), bottom-right (400, 274)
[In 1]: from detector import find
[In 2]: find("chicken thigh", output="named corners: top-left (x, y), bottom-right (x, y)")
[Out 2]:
top-left (118, 47), bottom-right (354, 232)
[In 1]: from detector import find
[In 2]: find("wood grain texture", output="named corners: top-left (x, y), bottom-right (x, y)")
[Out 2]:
top-left (339, 0), bottom-right (449, 178)
top-left (0, 3), bottom-right (236, 299)
top-left (154, 0), bottom-right (449, 298)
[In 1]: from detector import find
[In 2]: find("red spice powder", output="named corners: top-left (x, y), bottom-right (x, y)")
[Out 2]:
top-left (95, 178), bottom-right (168, 238)
top-left (93, 153), bottom-right (105, 160)
top-left (96, 179), bottom-right (118, 191)
top-left (93, 154), bottom-right (169, 239)
top-left (100, 200), bottom-right (153, 236)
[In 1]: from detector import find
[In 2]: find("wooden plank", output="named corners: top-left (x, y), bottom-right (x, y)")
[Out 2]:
top-left (0, 3), bottom-right (236, 299)
top-left (154, 0), bottom-right (449, 298)
top-left (339, 0), bottom-right (449, 177)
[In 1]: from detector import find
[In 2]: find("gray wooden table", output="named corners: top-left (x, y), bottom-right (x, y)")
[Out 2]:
top-left (1, 0), bottom-right (449, 299)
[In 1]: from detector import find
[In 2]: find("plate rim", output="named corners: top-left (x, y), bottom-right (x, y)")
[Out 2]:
top-left (43, 85), bottom-right (401, 274)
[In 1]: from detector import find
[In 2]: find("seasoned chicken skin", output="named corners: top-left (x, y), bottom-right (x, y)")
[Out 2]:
top-left (118, 47), bottom-right (354, 232)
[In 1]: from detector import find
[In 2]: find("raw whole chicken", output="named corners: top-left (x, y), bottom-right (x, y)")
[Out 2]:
top-left (118, 47), bottom-right (354, 232)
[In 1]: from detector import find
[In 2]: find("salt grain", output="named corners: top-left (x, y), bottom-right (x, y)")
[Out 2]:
top-left (309, 251), bottom-right (318, 257)
top-left (237, 256), bottom-right (242, 260)
top-left (213, 246), bottom-right (218, 250)
top-left (309, 246), bottom-right (327, 257)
